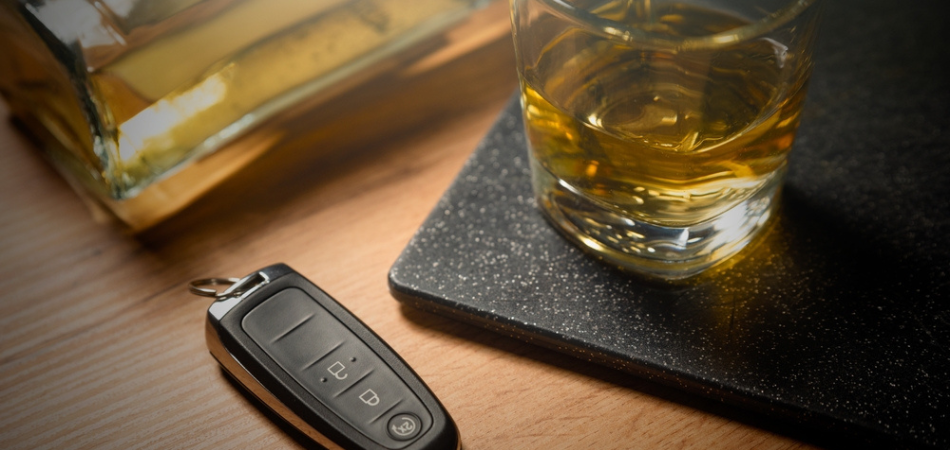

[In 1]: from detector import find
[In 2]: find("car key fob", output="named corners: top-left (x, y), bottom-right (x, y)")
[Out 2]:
top-left (195, 263), bottom-right (460, 450)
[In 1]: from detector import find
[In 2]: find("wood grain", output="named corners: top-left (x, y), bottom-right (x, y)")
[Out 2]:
top-left (0, 2), bottom-right (820, 449)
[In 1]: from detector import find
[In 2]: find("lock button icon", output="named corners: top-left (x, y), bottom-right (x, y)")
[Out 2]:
top-left (359, 389), bottom-right (380, 406)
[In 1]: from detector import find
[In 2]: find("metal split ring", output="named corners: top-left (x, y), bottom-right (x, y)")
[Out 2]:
top-left (189, 278), bottom-right (241, 298)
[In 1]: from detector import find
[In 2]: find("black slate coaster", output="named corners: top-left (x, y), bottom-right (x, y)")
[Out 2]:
top-left (389, 0), bottom-right (950, 447)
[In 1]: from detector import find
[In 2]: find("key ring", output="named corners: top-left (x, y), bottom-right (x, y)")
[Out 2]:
top-left (189, 278), bottom-right (240, 298)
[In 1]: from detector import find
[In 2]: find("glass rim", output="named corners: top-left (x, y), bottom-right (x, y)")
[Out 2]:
top-left (535, 0), bottom-right (821, 50)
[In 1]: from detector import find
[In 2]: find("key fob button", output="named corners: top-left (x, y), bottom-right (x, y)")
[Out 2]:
top-left (242, 288), bottom-right (344, 371)
top-left (388, 413), bottom-right (422, 441)
top-left (305, 340), bottom-right (377, 397)
top-left (328, 368), bottom-right (431, 446)
top-left (241, 286), bottom-right (432, 448)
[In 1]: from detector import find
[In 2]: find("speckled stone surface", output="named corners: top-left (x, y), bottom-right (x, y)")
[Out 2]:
top-left (389, 0), bottom-right (950, 447)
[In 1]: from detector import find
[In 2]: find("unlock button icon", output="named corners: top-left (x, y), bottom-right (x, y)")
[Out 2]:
top-left (327, 361), bottom-right (348, 380)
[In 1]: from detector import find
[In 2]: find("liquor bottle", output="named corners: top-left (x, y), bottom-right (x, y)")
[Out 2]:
top-left (0, 0), bottom-right (487, 229)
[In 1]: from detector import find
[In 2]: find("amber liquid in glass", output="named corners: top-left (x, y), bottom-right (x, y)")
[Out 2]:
top-left (521, 2), bottom-right (810, 227)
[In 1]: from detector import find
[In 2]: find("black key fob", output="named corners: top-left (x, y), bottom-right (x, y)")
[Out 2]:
top-left (197, 264), bottom-right (460, 450)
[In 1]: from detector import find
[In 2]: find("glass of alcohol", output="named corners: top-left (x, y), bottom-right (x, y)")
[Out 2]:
top-left (511, 0), bottom-right (824, 278)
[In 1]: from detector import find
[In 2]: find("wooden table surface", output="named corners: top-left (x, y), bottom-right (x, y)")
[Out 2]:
top-left (0, 3), bottom-right (821, 449)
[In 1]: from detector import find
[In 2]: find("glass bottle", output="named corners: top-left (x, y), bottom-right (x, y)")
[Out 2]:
top-left (0, 0), bottom-right (487, 229)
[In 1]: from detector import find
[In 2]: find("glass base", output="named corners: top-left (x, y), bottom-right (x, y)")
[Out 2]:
top-left (532, 160), bottom-right (784, 279)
